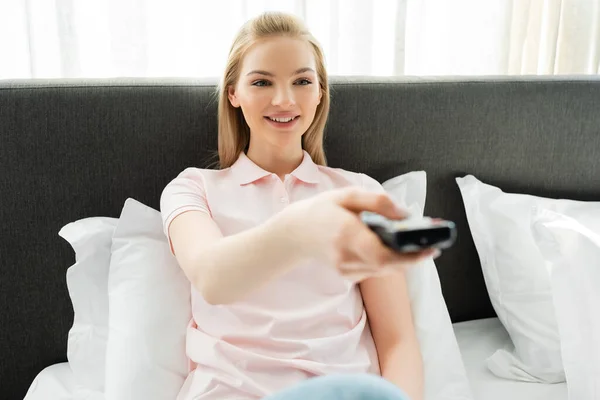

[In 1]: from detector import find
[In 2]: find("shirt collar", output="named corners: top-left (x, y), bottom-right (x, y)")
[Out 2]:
top-left (231, 150), bottom-right (320, 185)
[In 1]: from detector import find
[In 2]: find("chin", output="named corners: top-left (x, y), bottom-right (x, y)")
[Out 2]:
top-left (276, 133), bottom-right (303, 146)
top-left (267, 131), bottom-right (303, 147)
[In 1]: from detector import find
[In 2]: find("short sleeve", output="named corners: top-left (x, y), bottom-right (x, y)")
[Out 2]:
top-left (360, 173), bottom-right (386, 194)
top-left (160, 168), bottom-right (211, 238)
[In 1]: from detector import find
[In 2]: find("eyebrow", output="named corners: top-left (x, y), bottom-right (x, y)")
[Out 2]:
top-left (246, 67), bottom-right (316, 77)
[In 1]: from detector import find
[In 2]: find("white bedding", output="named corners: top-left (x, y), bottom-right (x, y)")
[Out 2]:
top-left (454, 317), bottom-right (568, 400)
top-left (24, 362), bottom-right (104, 400)
top-left (24, 363), bottom-right (75, 400)
top-left (25, 318), bottom-right (568, 400)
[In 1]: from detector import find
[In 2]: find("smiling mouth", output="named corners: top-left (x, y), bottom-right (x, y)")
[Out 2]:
top-left (265, 116), bottom-right (300, 123)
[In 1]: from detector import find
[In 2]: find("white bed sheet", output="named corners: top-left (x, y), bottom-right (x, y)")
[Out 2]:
top-left (454, 317), bottom-right (567, 400)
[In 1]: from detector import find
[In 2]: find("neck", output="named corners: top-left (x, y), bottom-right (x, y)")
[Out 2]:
top-left (246, 139), bottom-right (304, 180)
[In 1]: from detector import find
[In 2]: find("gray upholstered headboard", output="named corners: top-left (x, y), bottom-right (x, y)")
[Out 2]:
top-left (1, 76), bottom-right (599, 399)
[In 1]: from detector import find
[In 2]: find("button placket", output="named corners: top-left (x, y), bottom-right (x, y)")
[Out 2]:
top-left (279, 175), bottom-right (291, 205)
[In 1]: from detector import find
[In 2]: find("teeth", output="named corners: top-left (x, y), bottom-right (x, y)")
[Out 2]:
top-left (269, 116), bottom-right (295, 123)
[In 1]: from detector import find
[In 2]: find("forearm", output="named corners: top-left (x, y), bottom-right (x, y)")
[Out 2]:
top-left (193, 218), bottom-right (298, 305)
top-left (379, 339), bottom-right (424, 400)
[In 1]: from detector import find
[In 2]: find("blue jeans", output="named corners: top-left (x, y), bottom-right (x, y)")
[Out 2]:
top-left (263, 373), bottom-right (410, 400)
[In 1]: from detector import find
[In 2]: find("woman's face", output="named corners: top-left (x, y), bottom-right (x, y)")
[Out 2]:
top-left (228, 36), bottom-right (322, 150)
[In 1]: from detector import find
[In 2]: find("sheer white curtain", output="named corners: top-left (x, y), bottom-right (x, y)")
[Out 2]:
top-left (1, 0), bottom-right (598, 80)
top-left (403, 0), bottom-right (600, 75)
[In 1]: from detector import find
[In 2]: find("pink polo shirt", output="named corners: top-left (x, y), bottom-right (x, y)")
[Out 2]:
top-left (160, 150), bottom-right (384, 400)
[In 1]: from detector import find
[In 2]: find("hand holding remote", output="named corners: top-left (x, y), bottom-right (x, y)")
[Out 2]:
top-left (271, 187), bottom-right (439, 282)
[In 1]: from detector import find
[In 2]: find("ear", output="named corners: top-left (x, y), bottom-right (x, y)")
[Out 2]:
top-left (317, 87), bottom-right (323, 104)
top-left (228, 86), bottom-right (240, 108)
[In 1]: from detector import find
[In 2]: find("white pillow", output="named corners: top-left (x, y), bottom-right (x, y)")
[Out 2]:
top-left (384, 171), bottom-right (473, 400)
top-left (59, 217), bottom-right (117, 397)
top-left (104, 198), bottom-right (191, 400)
top-left (23, 363), bottom-right (75, 400)
top-left (532, 208), bottom-right (600, 400)
top-left (456, 174), bottom-right (599, 383)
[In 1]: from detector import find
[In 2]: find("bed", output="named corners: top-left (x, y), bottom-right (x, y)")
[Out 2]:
top-left (454, 318), bottom-right (567, 400)
top-left (4, 78), bottom-right (597, 399)
top-left (24, 318), bottom-right (567, 400)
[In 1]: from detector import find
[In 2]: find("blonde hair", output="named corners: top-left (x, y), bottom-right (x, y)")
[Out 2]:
top-left (217, 12), bottom-right (329, 168)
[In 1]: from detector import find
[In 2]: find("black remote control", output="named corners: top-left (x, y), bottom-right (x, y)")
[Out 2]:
top-left (361, 212), bottom-right (457, 253)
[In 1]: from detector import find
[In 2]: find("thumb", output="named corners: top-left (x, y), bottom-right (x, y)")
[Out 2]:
top-left (333, 187), bottom-right (408, 220)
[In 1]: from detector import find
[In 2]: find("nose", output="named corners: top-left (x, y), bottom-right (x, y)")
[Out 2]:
top-left (272, 86), bottom-right (295, 108)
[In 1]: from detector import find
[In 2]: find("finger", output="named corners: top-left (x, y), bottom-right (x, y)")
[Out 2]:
top-left (372, 266), bottom-right (399, 277)
top-left (337, 248), bottom-right (380, 273)
top-left (344, 218), bottom-right (440, 269)
top-left (341, 264), bottom-right (379, 277)
top-left (333, 188), bottom-right (408, 220)
top-left (338, 262), bottom-right (381, 282)
top-left (347, 225), bottom-right (402, 267)
top-left (386, 248), bottom-right (439, 266)
top-left (342, 260), bottom-right (409, 281)
top-left (352, 233), bottom-right (439, 268)
top-left (341, 250), bottom-right (435, 281)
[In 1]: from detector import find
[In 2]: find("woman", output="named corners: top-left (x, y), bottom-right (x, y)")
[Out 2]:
top-left (161, 12), bottom-right (433, 400)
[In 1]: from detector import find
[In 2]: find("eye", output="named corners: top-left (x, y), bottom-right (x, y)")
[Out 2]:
top-left (251, 80), bottom-right (271, 87)
top-left (295, 78), bottom-right (312, 86)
